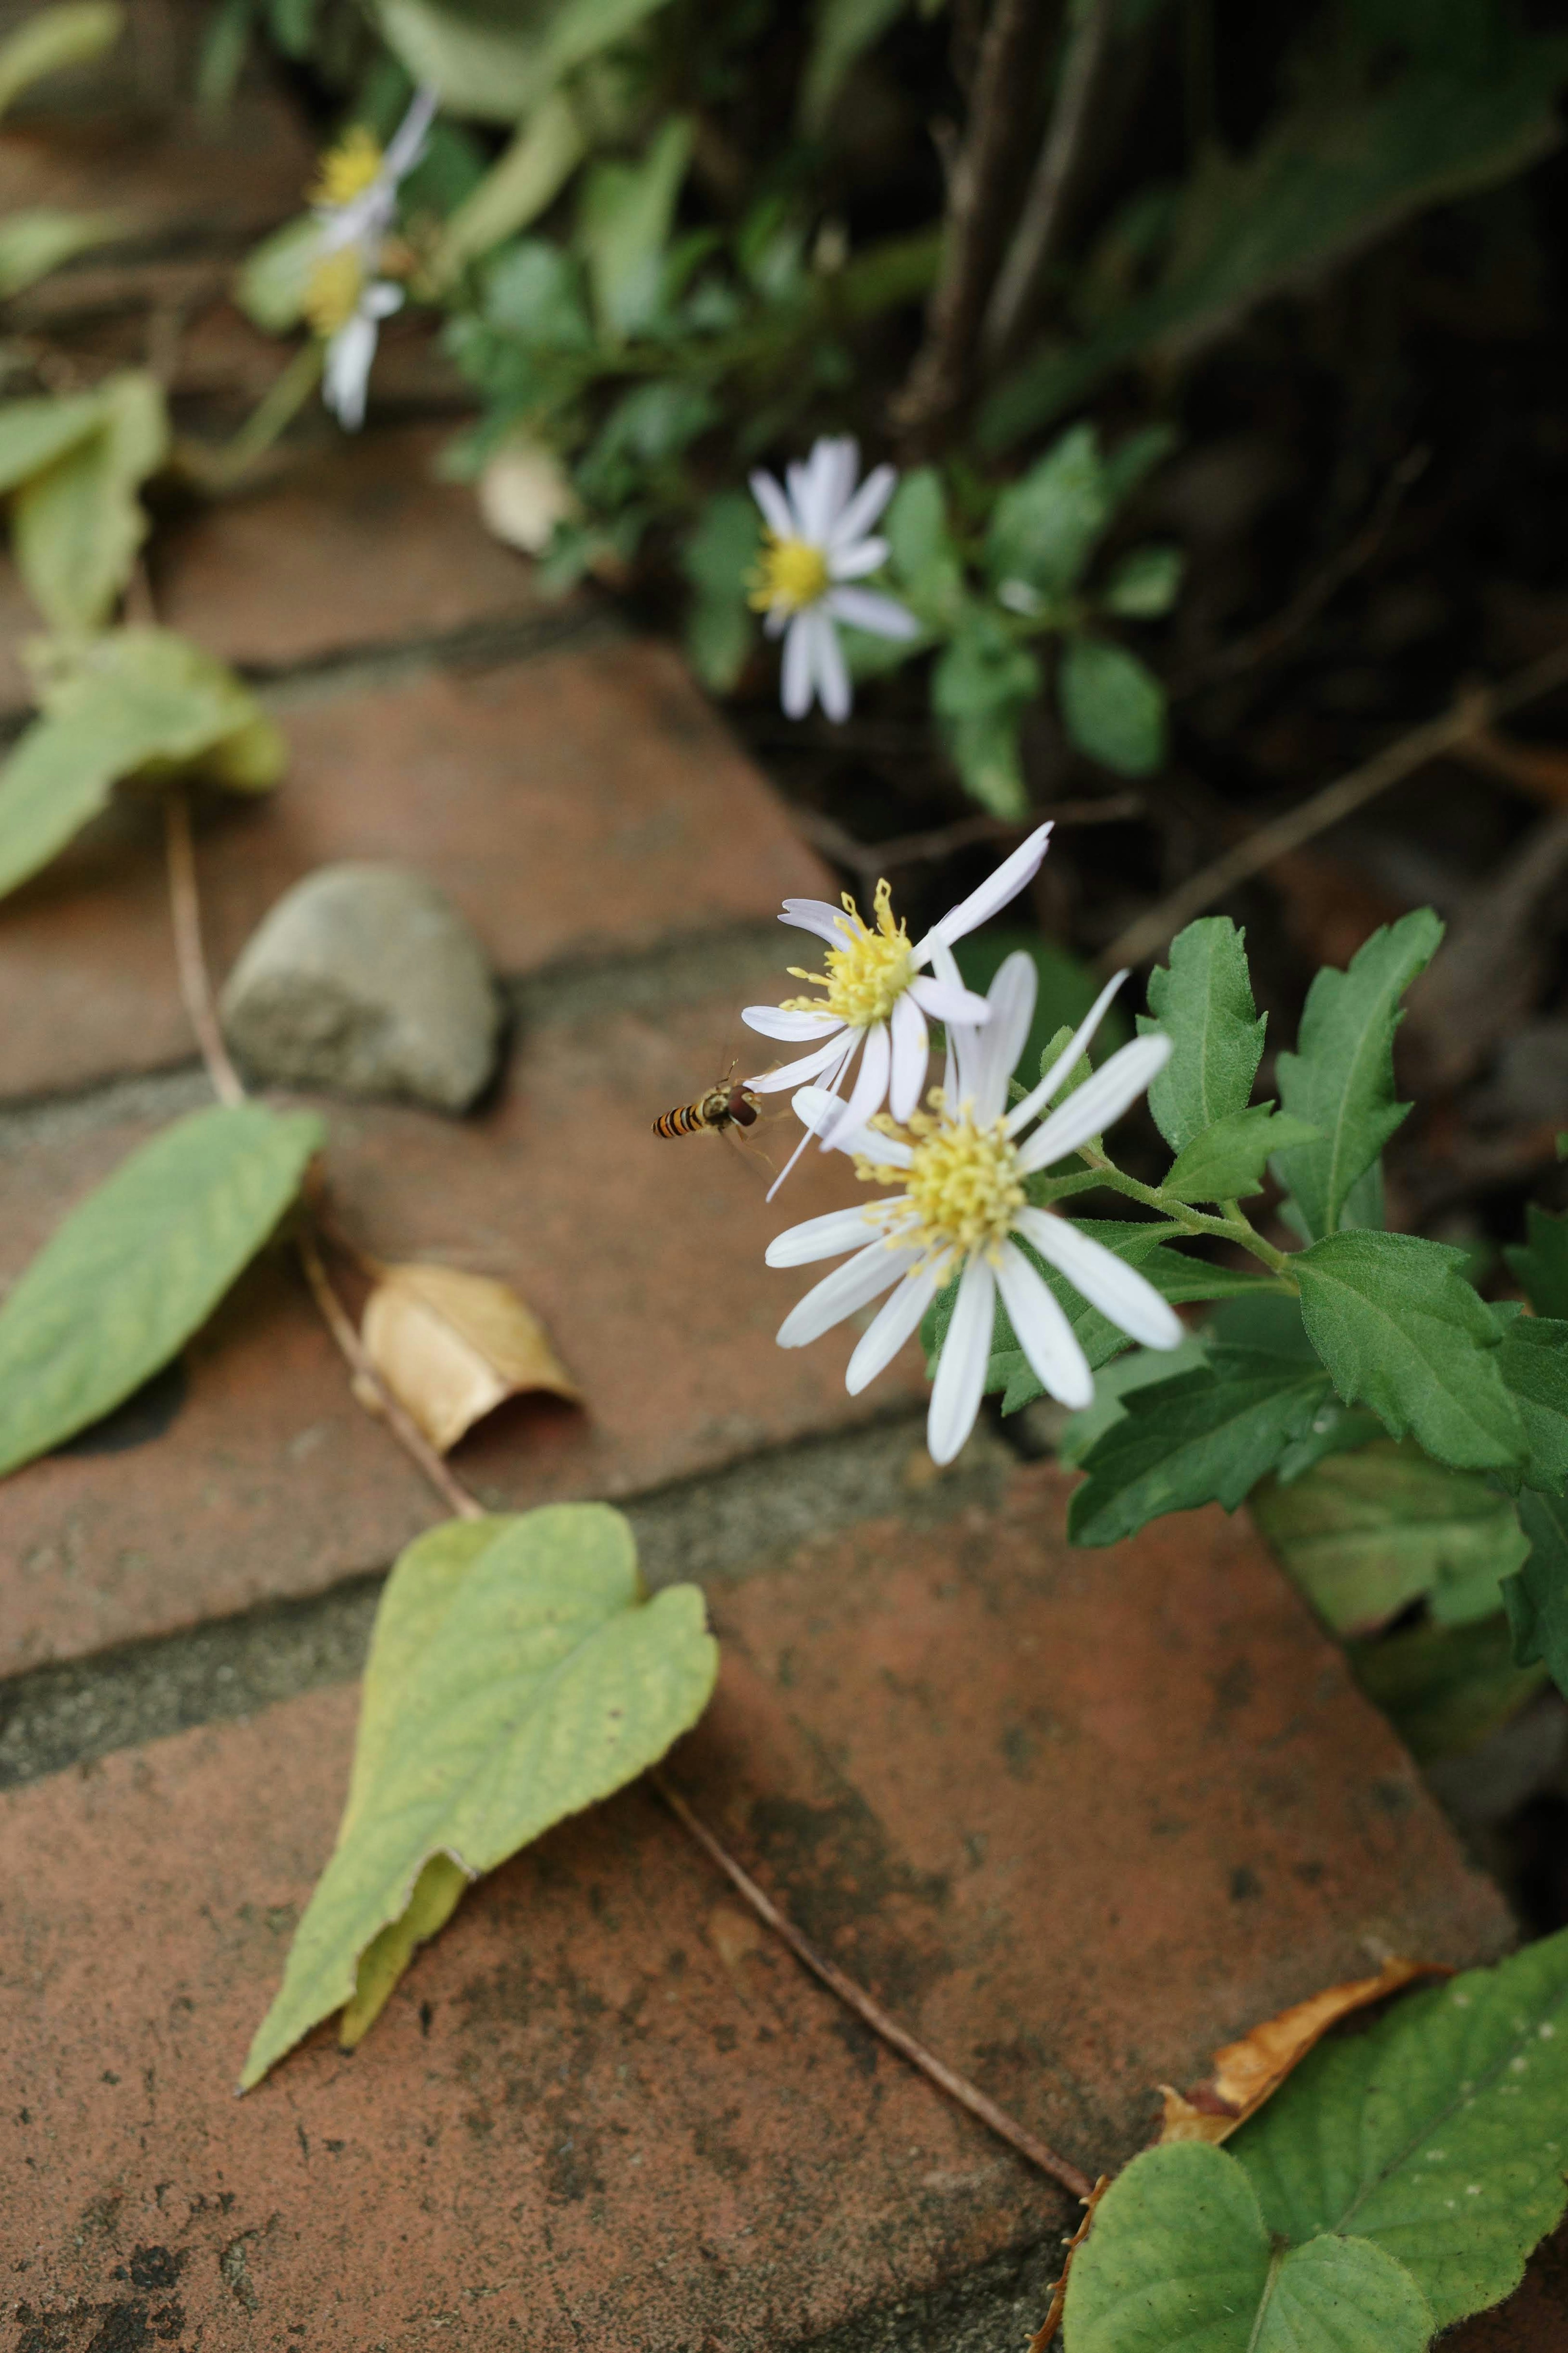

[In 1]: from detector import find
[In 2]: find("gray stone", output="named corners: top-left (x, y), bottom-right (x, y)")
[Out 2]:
top-left (219, 863), bottom-right (501, 1112)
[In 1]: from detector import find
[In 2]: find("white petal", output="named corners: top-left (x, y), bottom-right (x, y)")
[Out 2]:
top-left (908, 973), bottom-right (991, 1026)
top-left (811, 607), bottom-right (852, 723)
top-left (785, 456), bottom-right (817, 540)
top-left (746, 1033), bottom-right (855, 1093)
top-left (1016, 1033), bottom-right (1173, 1174)
top-left (1014, 1208), bottom-right (1183, 1349)
top-left (767, 1199), bottom-right (907, 1267)
top-left (777, 1236), bottom-right (914, 1349)
top-left (818, 1017), bottom-right (890, 1147)
top-left (383, 84), bottom-right (439, 181)
top-left (816, 435), bottom-right (860, 536)
top-left (764, 602), bottom-right (789, 638)
top-left (742, 1004), bottom-right (844, 1042)
top-left (829, 461), bottom-right (896, 548)
top-left (792, 1083), bottom-right (912, 1165)
top-left (994, 1243), bottom-right (1094, 1408)
top-left (780, 896), bottom-right (853, 943)
top-left (927, 1256), bottom-right (995, 1465)
top-left (363, 281), bottom-right (404, 319)
top-left (824, 586), bottom-right (920, 640)
top-left (781, 613), bottom-right (813, 717)
top-left (918, 821), bottom-right (1055, 953)
top-left (750, 468), bottom-right (794, 540)
top-left (846, 1260), bottom-right (945, 1395)
top-left (968, 950), bottom-right (1038, 1126)
top-left (889, 989), bottom-right (929, 1122)
top-left (827, 537), bottom-right (889, 580)
top-left (1003, 970), bottom-right (1131, 1137)
top-left (323, 314), bottom-right (379, 430)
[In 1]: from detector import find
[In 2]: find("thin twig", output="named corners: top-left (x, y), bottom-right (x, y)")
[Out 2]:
top-left (793, 796), bottom-right (1142, 897)
top-left (1098, 642), bottom-right (1568, 971)
top-left (981, 0), bottom-right (1113, 365)
top-left (165, 789), bottom-right (244, 1108)
top-left (650, 1769), bottom-right (1096, 2201)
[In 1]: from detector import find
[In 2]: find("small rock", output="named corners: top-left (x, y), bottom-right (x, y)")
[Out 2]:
top-left (220, 864), bottom-right (501, 1112)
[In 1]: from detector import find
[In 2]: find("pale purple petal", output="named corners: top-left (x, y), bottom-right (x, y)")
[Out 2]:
top-left (827, 536), bottom-right (889, 581)
top-left (1016, 1033), bottom-right (1173, 1175)
top-left (1003, 970), bottom-right (1131, 1137)
top-left (927, 1255), bottom-right (995, 1464)
top-left (767, 1200), bottom-right (907, 1267)
top-left (777, 1235), bottom-right (915, 1349)
top-left (918, 821), bottom-right (1055, 953)
top-left (750, 468), bottom-right (794, 541)
top-left (819, 1017), bottom-right (891, 1147)
top-left (747, 1033), bottom-right (855, 1093)
top-left (846, 1261), bottom-right (945, 1395)
top-left (889, 989), bottom-right (929, 1122)
top-left (811, 608), bottom-right (852, 722)
top-left (968, 950), bottom-right (1038, 1126)
top-left (1014, 1207), bottom-right (1183, 1349)
top-left (824, 586), bottom-right (920, 640)
top-left (742, 1004), bottom-right (844, 1042)
top-left (994, 1242), bottom-right (1094, 1408)
top-left (781, 612), bottom-right (813, 717)
top-left (829, 461), bottom-right (896, 549)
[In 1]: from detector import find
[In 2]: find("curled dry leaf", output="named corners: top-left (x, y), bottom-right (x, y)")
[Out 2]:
top-left (1158, 1954), bottom-right (1450, 2147)
top-left (359, 1262), bottom-right (581, 1453)
top-left (1028, 2175), bottom-right (1111, 2353)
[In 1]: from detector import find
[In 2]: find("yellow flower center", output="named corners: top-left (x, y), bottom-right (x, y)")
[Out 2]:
top-left (782, 879), bottom-right (914, 1028)
top-left (303, 245), bottom-right (365, 338)
top-left (867, 1103), bottom-right (1024, 1260)
top-left (749, 532), bottom-right (830, 616)
top-left (312, 126), bottom-right (383, 207)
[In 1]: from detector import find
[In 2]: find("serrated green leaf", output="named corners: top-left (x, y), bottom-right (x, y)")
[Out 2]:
top-left (986, 424), bottom-right (1108, 596)
top-left (1505, 1204), bottom-right (1568, 1320)
top-left (0, 1), bottom-right (120, 115)
top-left (1068, 1347), bottom-right (1332, 1546)
top-left (1056, 1334), bottom-right (1212, 1462)
top-left (1505, 1486), bottom-right (1568, 1703)
top-left (0, 1103), bottom-right (322, 1479)
top-left (1137, 917), bottom-right (1265, 1154)
top-left (241, 1503), bottom-right (718, 2087)
top-left (0, 207), bottom-right (128, 299)
top-left (1234, 1931), bottom-right (1568, 2329)
top-left (1349, 1612), bottom-right (1547, 1766)
top-left (1251, 1436), bottom-right (1530, 1636)
top-left (1165, 1103), bottom-right (1320, 1202)
top-left (0, 628), bottom-right (282, 901)
top-left (1295, 1229), bottom-right (1524, 1472)
top-left (1057, 636), bottom-right (1165, 776)
top-left (1274, 909), bottom-right (1443, 1240)
top-left (1100, 542), bottom-right (1183, 618)
top-left (1063, 2140), bottom-right (1434, 2353)
top-left (1495, 1314), bottom-right (1568, 1495)
top-left (11, 368), bottom-right (167, 633)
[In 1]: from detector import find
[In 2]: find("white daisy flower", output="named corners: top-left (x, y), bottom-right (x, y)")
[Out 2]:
top-left (748, 435), bottom-right (919, 721)
top-left (766, 951), bottom-right (1183, 1465)
top-left (304, 87), bottom-right (438, 433)
top-left (743, 821), bottom-right (1054, 1193)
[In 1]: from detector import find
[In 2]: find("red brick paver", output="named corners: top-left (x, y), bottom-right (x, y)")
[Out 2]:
top-left (2, 1468), bottom-right (1511, 2348)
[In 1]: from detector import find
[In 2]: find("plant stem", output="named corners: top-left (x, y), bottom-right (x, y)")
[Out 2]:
top-left (196, 339), bottom-right (323, 491)
top-left (1079, 1156), bottom-right (1296, 1275)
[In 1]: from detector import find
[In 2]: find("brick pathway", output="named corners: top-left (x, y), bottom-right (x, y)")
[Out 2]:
top-left (0, 81), bottom-right (1561, 2352)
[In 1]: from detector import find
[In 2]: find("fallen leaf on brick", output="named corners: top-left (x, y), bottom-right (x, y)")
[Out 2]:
top-left (1157, 1954), bottom-right (1450, 2145)
top-left (1028, 2174), bottom-right (1110, 2351)
top-left (359, 1261), bottom-right (581, 1453)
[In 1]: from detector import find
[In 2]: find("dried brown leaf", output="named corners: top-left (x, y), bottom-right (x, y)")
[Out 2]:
top-left (1028, 2175), bottom-right (1111, 2353)
top-left (359, 1262), bottom-right (581, 1453)
top-left (1157, 1954), bottom-right (1450, 2146)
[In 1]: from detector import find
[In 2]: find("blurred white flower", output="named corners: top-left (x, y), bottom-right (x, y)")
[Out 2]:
top-left (748, 435), bottom-right (918, 721)
top-left (305, 87), bottom-right (437, 433)
top-left (744, 821), bottom-right (1054, 1192)
top-left (766, 952), bottom-right (1182, 1465)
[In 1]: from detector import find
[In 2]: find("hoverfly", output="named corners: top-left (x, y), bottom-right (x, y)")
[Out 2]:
top-left (651, 1060), bottom-right (762, 1142)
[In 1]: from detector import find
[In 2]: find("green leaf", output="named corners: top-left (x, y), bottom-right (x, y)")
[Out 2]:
top-left (0, 1104), bottom-right (321, 1480)
top-left (1138, 917), bottom-right (1266, 1154)
top-left (1251, 1436), bottom-right (1530, 1636)
top-left (885, 466), bottom-right (964, 629)
top-left (932, 609), bottom-right (1040, 816)
top-left (1505, 1204), bottom-right (1568, 1320)
top-left (11, 369), bottom-right (167, 633)
top-left (1058, 637), bottom-right (1166, 776)
top-left (1165, 1103), bottom-right (1320, 1203)
top-left (1505, 1486), bottom-right (1568, 1704)
top-left (241, 1503), bottom-right (718, 2087)
top-left (0, 207), bottom-right (128, 299)
top-left (376, 0), bottom-right (676, 120)
top-left (1063, 2140), bottom-right (1433, 2353)
top-left (434, 89), bottom-right (586, 277)
top-left (1234, 1931), bottom-right (1568, 2329)
top-left (1056, 1333), bottom-right (1212, 1462)
top-left (1495, 1313), bottom-right (1568, 1495)
top-left (0, 391), bottom-right (109, 493)
top-left (1273, 908), bottom-right (1443, 1240)
top-left (985, 423), bottom-right (1109, 597)
top-left (681, 490), bottom-right (759, 691)
top-left (234, 212), bottom-right (321, 334)
top-left (1100, 542), bottom-right (1183, 618)
top-left (577, 114), bottom-right (693, 338)
top-left (1349, 1611), bottom-right (1547, 1766)
top-left (1067, 1347), bottom-right (1332, 1546)
top-left (798, 0), bottom-right (907, 134)
top-left (0, 1), bottom-right (120, 116)
top-left (955, 928), bottom-right (1132, 1086)
top-left (1295, 1229), bottom-right (1525, 1472)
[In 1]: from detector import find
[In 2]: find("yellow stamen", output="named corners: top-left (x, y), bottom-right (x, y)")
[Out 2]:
top-left (861, 1105), bottom-right (1024, 1262)
top-left (781, 879), bottom-right (914, 1029)
top-left (311, 125), bottom-right (383, 207)
top-left (303, 245), bottom-right (365, 338)
top-left (748, 532), bottom-right (830, 616)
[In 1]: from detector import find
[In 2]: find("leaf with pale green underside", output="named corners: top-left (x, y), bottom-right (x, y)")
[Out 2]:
top-left (1164, 1103), bottom-right (1319, 1202)
top-left (242, 1503), bottom-right (718, 2087)
top-left (0, 1104), bottom-right (321, 1479)
top-left (1506, 1205), bottom-right (1568, 1320)
top-left (1505, 1487), bottom-right (1568, 1706)
top-left (0, 628), bottom-right (283, 901)
top-left (11, 369), bottom-right (167, 633)
top-left (1063, 2141), bottom-right (1433, 2353)
top-left (1251, 1436), bottom-right (1530, 1636)
top-left (1057, 636), bottom-right (1165, 776)
top-left (1067, 1347), bottom-right (1332, 1546)
top-left (376, 0), bottom-right (676, 120)
top-left (1274, 909), bottom-right (1443, 1240)
top-left (0, 391), bottom-right (108, 492)
top-left (577, 114), bottom-right (693, 337)
top-left (1137, 917), bottom-right (1265, 1154)
top-left (0, 1), bottom-right (120, 115)
top-left (1294, 1229), bottom-right (1524, 1472)
top-left (0, 208), bottom-right (129, 299)
top-left (234, 212), bottom-right (321, 333)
